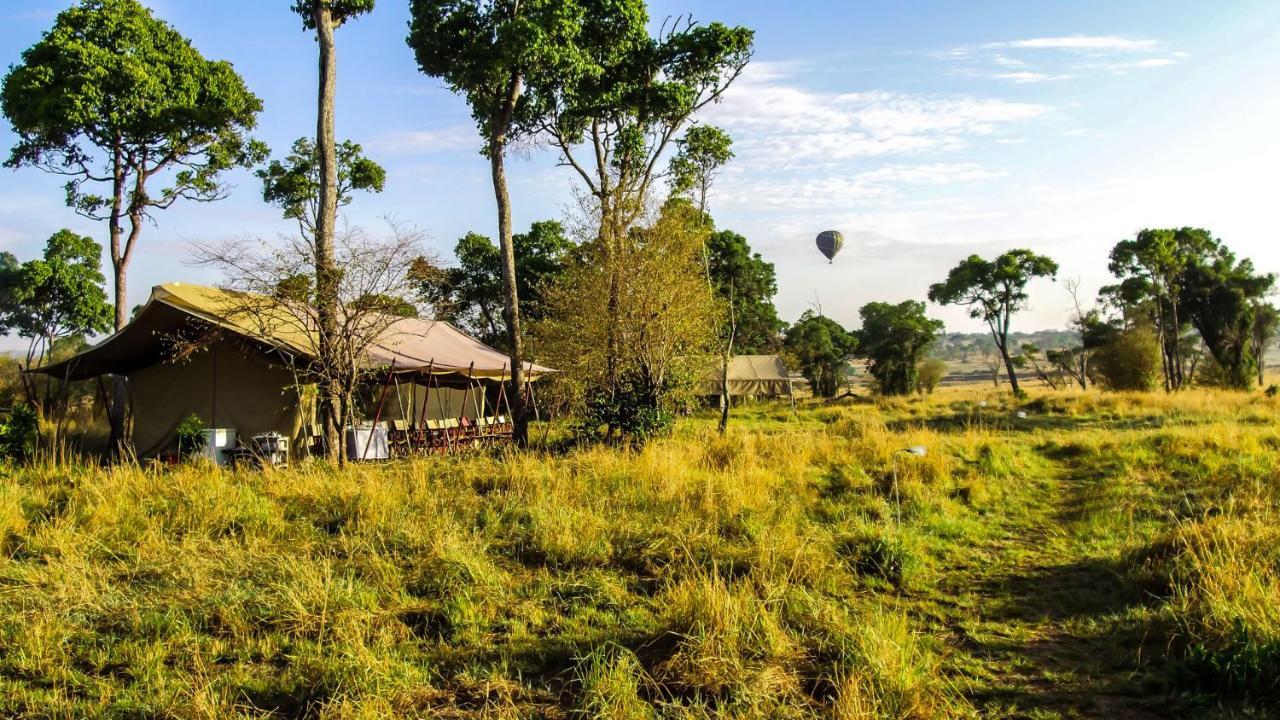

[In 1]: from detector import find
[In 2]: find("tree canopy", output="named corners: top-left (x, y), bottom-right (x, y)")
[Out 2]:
top-left (422, 222), bottom-right (576, 349)
top-left (928, 249), bottom-right (1058, 394)
top-left (1, 0), bottom-right (266, 329)
top-left (0, 229), bottom-right (113, 384)
top-left (257, 137), bottom-right (385, 239)
top-left (784, 311), bottom-right (857, 398)
top-left (669, 124), bottom-right (733, 213)
top-left (292, 0), bottom-right (376, 28)
top-left (855, 300), bottom-right (944, 396)
top-left (705, 229), bottom-right (782, 354)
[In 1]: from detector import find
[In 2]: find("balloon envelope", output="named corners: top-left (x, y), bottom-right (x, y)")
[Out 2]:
top-left (816, 230), bottom-right (843, 262)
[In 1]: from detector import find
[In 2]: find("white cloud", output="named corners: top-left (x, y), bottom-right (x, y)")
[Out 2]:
top-left (719, 163), bottom-right (1006, 210)
top-left (945, 34), bottom-right (1181, 83)
top-left (368, 125), bottom-right (479, 155)
top-left (985, 36), bottom-right (1162, 53)
top-left (703, 65), bottom-right (1047, 169)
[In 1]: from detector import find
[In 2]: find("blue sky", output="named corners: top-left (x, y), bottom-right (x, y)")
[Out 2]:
top-left (2, 0), bottom-right (1279, 345)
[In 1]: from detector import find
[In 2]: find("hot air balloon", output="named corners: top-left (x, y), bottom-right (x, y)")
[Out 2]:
top-left (816, 230), bottom-right (843, 263)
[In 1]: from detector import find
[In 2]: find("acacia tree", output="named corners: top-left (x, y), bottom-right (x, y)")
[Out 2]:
top-left (542, 7), bottom-right (753, 393)
top-left (669, 124), bottom-right (733, 215)
top-left (407, 0), bottom-right (585, 446)
top-left (0, 230), bottom-right (113, 416)
top-left (855, 300), bottom-right (944, 396)
top-left (928, 249), bottom-right (1058, 395)
top-left (292, 0), bottom-right (376, 459)
top-left (1, 0), bottom-right (265, 331)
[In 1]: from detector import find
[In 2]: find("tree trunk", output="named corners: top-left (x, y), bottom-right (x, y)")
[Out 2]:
top-left (490, 74), bottom-right (529, 447)
top-left (313, 4), bottom-right (341, 462)
top-left (997, 339), bottom-right (1021, 395)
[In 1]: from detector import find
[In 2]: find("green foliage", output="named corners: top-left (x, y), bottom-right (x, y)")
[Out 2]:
top-left (669, 124), bottom-right (733, 211)
top-left (422, 222), bottom-right (575, 348)
top-left (1177, 237), bottom-right (1275, 390)
top-left (0, 404), bottom-right (38, 461)
top-left (917, 359), bottom-right (947, 394)
top-left (784, 311), bottom-right (857, 397)
top-left (575, 373), bottom-right (674, 443)
top-left (855, 300), bottom-right (944, 396)
top-left (0, 229), bottom-right (113, 372)
top-left (1, 0), bottom-right (266, 222)
top-left (257, 137), bottom-right (385, 235)
top-left (174, 413), bottom-right (205, 459)
top-left (292, 0), bottom-right (376, 29)
top-left (929, 249), bottom-right (1058, 394)
top-left (706, 229), bottom-right (783, 353)
top-left (1091, 323), bottom-right (1162, 391)
top-left (406, 0), bottom-right (584, 145)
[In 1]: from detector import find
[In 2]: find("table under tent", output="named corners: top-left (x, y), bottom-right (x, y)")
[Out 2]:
top-left (36, 282), bottom-right (553, 464)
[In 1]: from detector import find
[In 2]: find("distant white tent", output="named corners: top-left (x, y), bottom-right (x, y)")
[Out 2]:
top-left (701, 355), bottom-right (795, 399)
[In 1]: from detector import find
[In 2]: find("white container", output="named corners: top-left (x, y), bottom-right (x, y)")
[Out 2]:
top-left (203, 429), bottom-right (237, 466)
top-left (346, 426), bottom-right (388, 461)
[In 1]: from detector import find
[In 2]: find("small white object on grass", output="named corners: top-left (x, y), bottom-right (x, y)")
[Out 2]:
top-left (901, 445), bottom-right (927, 457)
top-left (1015, 410), bottom-right (1027, 419)
top-left (979, 401), bottom-right (988, 408)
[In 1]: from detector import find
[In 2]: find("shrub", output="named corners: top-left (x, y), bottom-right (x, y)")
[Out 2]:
top-left (916, 359), bottom-right (947, 394)
top-left (0, 404), bottom-right (38, 461)
top-left (1092, 325), bottom-right (1162, 391)
top-left (174, 413), bottom-right (206, 459)
top-left (574, 374), bottom-right (674, 443)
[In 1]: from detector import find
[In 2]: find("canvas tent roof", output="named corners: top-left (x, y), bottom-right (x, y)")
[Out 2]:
top-left (701, 355), bottom-right (794, 397)
top-left (39, 282), bottom-right (553, 381)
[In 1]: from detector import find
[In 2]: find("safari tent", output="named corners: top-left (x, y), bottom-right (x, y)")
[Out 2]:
top-left (701, 355), bottom-right (795, 400)
top-left (38, 282), bottom-right (552, 458)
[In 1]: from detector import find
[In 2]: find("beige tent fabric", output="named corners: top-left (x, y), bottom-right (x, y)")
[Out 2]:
top-left (42, 282), bottom-right (554, 381)
top-left (702, 355), bottom-right (794, 398)
top-left (129, 341), bottom-right (306, 458)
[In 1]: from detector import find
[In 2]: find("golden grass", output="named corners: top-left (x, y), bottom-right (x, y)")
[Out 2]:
top-left (0, 386), bottom-right (1276, 717)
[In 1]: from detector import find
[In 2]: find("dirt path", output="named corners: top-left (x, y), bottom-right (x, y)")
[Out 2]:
top-left (928, 451), bottom-right (1175, 719)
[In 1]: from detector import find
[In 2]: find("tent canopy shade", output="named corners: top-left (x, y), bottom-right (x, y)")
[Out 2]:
top-left (37, 282), bottom-right (554, 382)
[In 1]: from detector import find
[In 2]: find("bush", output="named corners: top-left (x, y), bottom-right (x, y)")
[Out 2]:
top-left (574, 374), bottom-right (673, 443)
top-left (916, 359), bottom-right (947, 394)
top-left (175, 413), bottom-right (206, 459)
top-left (0, 403), bottom-right (38, 461)
top-left (1092, 325), bottom-right (1162, 391)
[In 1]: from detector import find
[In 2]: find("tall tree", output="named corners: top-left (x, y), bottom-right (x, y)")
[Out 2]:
top-left (705, 230), bottom-right (782, 353)
top-left (1, 0), bottom-right (265, 331)
top-left (1251, 301), bottom-right (1279, 387)
top-left (0, 230), bottom-right (113, 415)
top-left (855, 300), bottom-right (944, 396)
top-left (928, 249), bottom-right (1058, 395)
top-left (408, 0), bottom-right (583, 446)
top-left (1176, 239), bottom-right (1274, 390)
top-left (292, 0), bottom-right (376, 459)
top-left (257, 137), bottom-right (385, 240)
top-left (783, 311), bottom-right (857, 398)
top-left (542, 7), bottom-right (753, 394)
top-left (1107, 228), bottom-right (1209, 391)
top-left (669, 124), bottom-right (733, 214)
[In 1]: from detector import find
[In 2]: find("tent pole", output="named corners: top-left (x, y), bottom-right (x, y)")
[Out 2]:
top-left (363, 360), bottom-right (396, 461)
top-left (457, 362), bottom-right (475, 448)
top-left (434, 370), bottom-right (453, 454)
top-left (419, 359), bottom-right (435, 452)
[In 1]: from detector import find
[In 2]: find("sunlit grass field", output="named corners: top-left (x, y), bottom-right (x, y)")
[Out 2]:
top-left (1, 387), bottom-right (1277, 718)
